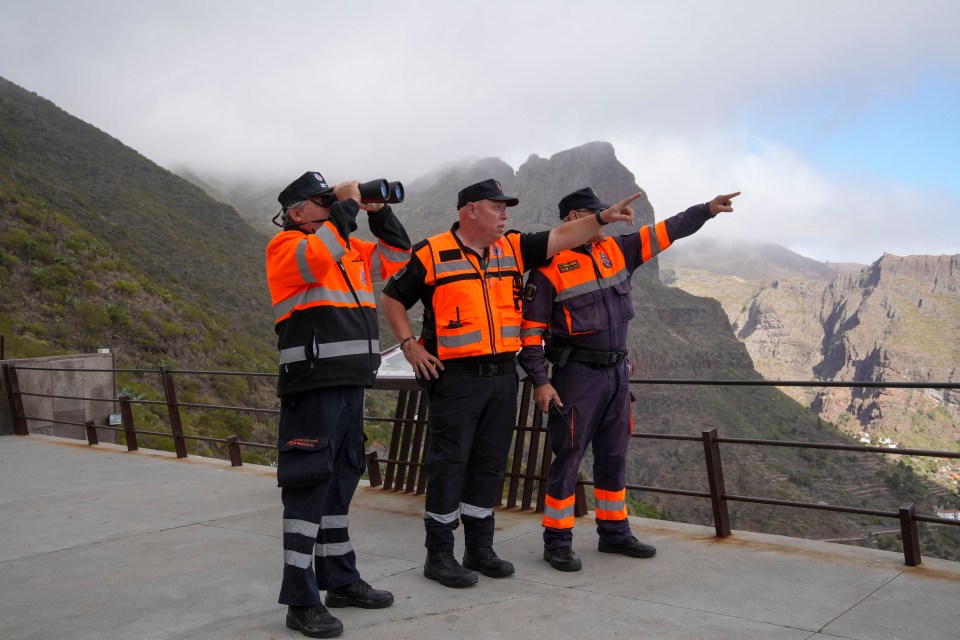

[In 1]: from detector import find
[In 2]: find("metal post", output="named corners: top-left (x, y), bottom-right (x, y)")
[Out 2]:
top-left (84, 420), bottom-right (99, 446)
top-left (227, 435), bottom-right (243, 467)
top-left (159, 366), bottom-right (187, 458)
top-left (119, 394), bottom-right (138, 451)
top-left (702, 428), bottom-right (732, 537)
top-left (898, 503), bottom-right (922, 566)
top-left (3, 363), bottom-right (29, 436)
top-left (366, 451), bottom-right (383, 487)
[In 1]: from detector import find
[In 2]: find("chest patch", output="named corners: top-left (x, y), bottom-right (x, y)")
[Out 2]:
top-left (439, 249), bottom-right (462, 262)
top-left (557, 260), bottom-right (581, 273)
top-left (598, 251), bottom-right (612, 269)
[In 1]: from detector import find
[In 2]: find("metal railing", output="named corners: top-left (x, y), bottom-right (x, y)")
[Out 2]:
top-left (3, 361), bottom-right (959, 566)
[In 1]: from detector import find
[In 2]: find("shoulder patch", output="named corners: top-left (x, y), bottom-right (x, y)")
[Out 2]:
top-left (524, 283), bottom-right (539, 301)
top-left (557, 260), bottom-right (581, 273)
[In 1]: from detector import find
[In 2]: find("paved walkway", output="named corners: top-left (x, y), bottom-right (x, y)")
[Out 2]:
top-left (1, 434), bottom-right (957, 640)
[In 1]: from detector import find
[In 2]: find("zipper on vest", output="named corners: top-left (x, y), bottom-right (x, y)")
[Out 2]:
top-left (473, 255), bottom-right (497, 354)
top-left (336, 261), bottom-right (375, 368)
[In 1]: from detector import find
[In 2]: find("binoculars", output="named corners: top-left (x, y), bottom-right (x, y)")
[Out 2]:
top-left (358, 179), bottom-right (404, 204)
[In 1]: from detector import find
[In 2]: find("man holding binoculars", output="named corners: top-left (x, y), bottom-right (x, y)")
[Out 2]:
top-left (266, 171), bottom-right (410, 638)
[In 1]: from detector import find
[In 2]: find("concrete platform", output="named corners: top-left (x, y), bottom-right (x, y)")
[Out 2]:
top-left (0, 434), bottom-right (957, 640)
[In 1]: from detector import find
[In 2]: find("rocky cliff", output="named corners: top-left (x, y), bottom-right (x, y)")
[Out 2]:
top-left (205, 141), bottom-right (959, 555)
top-left (664, 249), bottom-right (960, 499)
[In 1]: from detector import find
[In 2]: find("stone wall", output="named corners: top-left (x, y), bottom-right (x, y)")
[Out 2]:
top-left (0, 352), bottom-right (117, 442)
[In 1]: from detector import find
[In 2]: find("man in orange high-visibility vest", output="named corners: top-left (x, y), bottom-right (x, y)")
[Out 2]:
top-left (518, 187), bottom-right (739, 572)
top-left (266, 171), bottom-right (411, 638)
top-left (380, 179), bottom-right (641, 589)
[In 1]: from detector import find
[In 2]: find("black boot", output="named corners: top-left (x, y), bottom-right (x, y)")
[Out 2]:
top-left (598, 535), bottom-right (657, 558)
top-left (286, 603), bottom-right (343, 638)
top-left (325, 578), bottom-right (394, 609)
top-left (424, 550), bottom-right (478, 588)
top-left (543, 546), bottom-right (582, 572)
top-left (462, 547), bottom-right (515, 578)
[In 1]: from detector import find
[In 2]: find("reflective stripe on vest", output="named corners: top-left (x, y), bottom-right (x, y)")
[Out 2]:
top-left (640, 220), bottom-right (671, 263)
top-left (438, 330), bottom-right (482, 348)
top-left (554, 267), bottom-right (630, 303)
top-left (273, 285), bottom-right (376, 321)
top-left (280, 339), bottom-right (380, 365)
top-left (370, 242), bottom-right (411, 283)
top-left (300, 228), bottom-right (346, 280)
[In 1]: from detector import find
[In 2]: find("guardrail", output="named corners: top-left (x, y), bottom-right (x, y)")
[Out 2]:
top-left (3, 361), bottom-right (958, 566)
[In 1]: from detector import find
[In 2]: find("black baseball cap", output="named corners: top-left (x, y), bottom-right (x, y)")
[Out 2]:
top-left (278, 171), bottom-right (335, 208)
top-left (456, 178), bottom-right (519, 209)
top-left (558, 187), bottom-right (611, 219)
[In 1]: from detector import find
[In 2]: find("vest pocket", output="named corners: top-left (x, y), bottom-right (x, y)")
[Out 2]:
top-left (436, 312), bottom-right (481, 350)
top-left (564, 290), bottom-right (603, 333)
top-left (612, 280), bottom-right (635, 323)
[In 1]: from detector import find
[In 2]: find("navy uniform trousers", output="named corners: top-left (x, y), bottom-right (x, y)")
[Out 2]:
top-left (544, 360), bottom-right (633, 550)
top-left (422, 370), bottom-right (519, 551)
top-left (277, 386), bottom-right (365, 606)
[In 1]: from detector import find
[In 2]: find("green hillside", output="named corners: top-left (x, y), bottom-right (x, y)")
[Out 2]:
top-left (0, 77), bottom-right (274, 370)
top-left (0, 76), bottom-right (286, 460)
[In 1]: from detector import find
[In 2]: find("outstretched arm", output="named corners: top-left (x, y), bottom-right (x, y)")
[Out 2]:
top-left (546, 192), bottom-right (641, 256)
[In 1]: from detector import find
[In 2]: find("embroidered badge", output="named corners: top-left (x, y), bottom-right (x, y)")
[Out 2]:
top-left (558, 260), bottom-right (581, 273)
top-left (524, 283), bottom-right (539, 301)
top-left (360, 267), bottom-right (367, 285)
top-left (286, 437), bottom-right (319, 449)
top-left (492, 245), bottom-right (503, 258)
top-left (598, 251), bottom-right (612, 269)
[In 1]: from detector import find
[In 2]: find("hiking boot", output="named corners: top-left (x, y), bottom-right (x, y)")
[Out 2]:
top-left (423, 550), bottom-right (478, 588)
top-left (543, 546), bottom-right (582, 572)
top-left (462, 546), bottom-right (515, 578)
top-left (598, 535), bottom-right (657, 558)
top-left (286, 603), bottom-right (343, 638)
top-left (325, 578), bottom-right (394, 609)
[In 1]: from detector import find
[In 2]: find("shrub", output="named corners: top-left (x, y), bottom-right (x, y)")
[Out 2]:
top-left (112, 279), bottom-right (138, 295)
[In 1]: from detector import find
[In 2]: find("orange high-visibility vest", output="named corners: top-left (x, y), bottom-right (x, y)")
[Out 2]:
top-left (416, 230), bottom-right (525, 360)
top-left (266, 218), bottom-right (410, 395)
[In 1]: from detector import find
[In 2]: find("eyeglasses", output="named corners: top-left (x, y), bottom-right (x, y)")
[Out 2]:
top-left (307, 194), bottom-right (336, 208)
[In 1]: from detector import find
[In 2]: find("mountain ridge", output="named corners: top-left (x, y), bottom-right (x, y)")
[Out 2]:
top-left (3, 75), bottom-right (956, 557)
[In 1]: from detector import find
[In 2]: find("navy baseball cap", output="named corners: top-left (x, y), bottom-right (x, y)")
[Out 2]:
top-left (456, 178), bottom-right (519, 209)
top-left (557, 187), bottom-right (611, 219)
top-left (277, 171), bottom-right (335, 208)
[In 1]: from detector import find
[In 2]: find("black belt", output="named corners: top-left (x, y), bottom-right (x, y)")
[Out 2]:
top-left (545, 346), bottom-right (627, 369)
top-left (442, 359), bottom-right (516, 377)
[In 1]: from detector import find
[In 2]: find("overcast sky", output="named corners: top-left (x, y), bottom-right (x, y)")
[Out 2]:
top-left (2, 0), bottom-right (958, 263)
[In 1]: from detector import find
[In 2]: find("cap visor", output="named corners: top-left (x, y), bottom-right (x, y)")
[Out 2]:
top-left (490, 195), bottom-right (519, 207)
